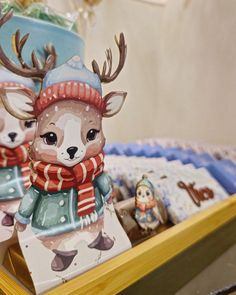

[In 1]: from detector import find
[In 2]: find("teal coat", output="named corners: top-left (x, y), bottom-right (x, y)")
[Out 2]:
top-left (0, 166), bottom-right (25, 201)
top-left (15, 172), bottom-right (112, 237)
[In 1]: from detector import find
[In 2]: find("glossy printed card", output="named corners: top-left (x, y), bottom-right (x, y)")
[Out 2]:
top-left (0, 9), bottom-right (132, 293)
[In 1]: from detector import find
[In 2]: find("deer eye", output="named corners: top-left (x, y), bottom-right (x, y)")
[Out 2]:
top-left (40, 132), bottom-right (57, 145)
top-left (24, 120), bottom-right (35, 128)
top-left (86, 129), bottom-right (99, 142)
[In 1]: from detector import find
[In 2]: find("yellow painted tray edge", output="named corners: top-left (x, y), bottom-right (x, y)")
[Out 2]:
top-left (1, 195), bottom-right (236, 295)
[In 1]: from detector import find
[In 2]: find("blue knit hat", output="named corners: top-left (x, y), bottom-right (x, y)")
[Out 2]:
top-left (136, 175), bottom-right (155, 196)
top-left (0, 67), bottom-right (35, 91)
top-left (36, 56), bottom-right (105, 114)
top-left (42, 56), bottom-right (102, 94)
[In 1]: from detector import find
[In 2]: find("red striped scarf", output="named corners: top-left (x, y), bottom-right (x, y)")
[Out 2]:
top-left (136, 199), bottom-right (157, 212)
top-left (0, 143), bottom-right (31, 189)
top-left (30, 152), bottom-right (104, 217)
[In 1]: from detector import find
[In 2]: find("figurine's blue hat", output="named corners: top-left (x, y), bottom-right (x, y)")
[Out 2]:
top-left (42, 56), bottom-right (102, 94)
top-left (136, 175), bottom-right (155, 195)
top-left (36, 56), bottom-right (105, 115)
top-left (0, 67), bottom-right (36, 91)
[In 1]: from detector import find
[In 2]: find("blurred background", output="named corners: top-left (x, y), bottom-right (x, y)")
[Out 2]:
top-left (50, 0), bottom-right (235, 145)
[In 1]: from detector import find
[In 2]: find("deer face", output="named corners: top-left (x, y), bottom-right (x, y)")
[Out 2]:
top-left (30, 100), bottom-right (105, 167)
top-left (0, 104), bottom-right (36, 149)
top-left (1, 86), bottom-right (126, 166)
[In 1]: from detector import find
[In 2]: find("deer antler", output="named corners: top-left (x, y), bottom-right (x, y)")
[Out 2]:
top-left (12, 30), bottom-right (31, 69)
top-left (44, 43), bottom-right (57, 70)
top-left (92, 33), bottom-right (127, 83)
top-left (0, 10), bottom-right (56, 80)
top-left (12, 31), bottom-right (57, 71)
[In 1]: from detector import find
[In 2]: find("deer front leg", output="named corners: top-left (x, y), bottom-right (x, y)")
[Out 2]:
top-left (15, 187), bottom-right (39, 232)
top-left (0, 199), bottom-right (21, 226)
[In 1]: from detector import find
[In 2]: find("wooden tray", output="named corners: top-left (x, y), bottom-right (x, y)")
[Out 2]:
top-left (1, 195), bottom-right (236, 295)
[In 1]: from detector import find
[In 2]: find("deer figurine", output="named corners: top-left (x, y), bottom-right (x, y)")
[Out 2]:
top-left (0, 12), bottom-right (56, 235)
top-left (0, 67), bottom-right (36, 230)
top-left (0, 10), bottom-right (127, 271)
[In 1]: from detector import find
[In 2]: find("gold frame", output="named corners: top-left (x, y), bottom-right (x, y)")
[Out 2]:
top-left (1, 195), bottom-right (236, 295)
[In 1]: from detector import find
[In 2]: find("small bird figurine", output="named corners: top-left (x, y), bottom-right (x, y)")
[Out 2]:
top-left (134, 175), bottom-right (168, 231)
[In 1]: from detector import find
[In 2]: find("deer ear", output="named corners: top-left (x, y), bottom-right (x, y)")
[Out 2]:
top-left (0, 88), bottom-right (36, 120)
top-left (103, 91), bottom-right (127, 118)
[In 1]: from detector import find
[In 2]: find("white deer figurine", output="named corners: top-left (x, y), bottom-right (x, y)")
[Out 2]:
top-left (0, 10), bottom-right (127, 271)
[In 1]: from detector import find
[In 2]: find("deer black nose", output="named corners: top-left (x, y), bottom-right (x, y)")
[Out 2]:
top-left (8, 132), bottom-right (17, 142)
top-left (67, 146), bottom-right (78, 159)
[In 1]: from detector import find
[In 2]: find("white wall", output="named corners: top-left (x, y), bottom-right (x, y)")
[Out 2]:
top-left (51, 0), bottom-right (236, 145)
top-left (84, 0), bottom-right (163, 143)
top-left (155, 0), bottom-right (236, 145)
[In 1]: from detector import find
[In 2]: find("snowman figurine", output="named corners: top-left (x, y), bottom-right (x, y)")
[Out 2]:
top-left (134, 175), bottom-right (168, 231)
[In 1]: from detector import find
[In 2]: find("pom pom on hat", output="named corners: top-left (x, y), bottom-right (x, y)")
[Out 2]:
top-left (67, 55), bottom-right (84, 70)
